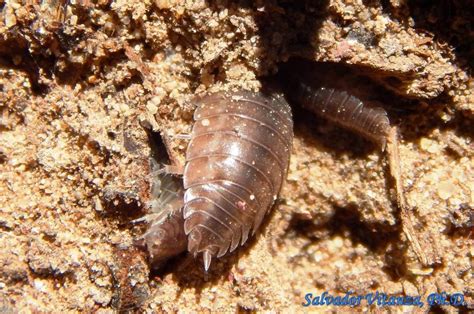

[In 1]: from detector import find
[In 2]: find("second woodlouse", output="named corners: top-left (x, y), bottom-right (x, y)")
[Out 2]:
top-left (137, 158), bottom-right (187, 265)
top-left (282, 61), bottom-right (391, 149)
top-left (183, 90), bottom-right (293, 270)
top-left (294, 84), bottom-right (391, 149)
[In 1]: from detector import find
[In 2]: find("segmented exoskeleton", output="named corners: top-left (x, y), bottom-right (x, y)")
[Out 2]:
top-left (283, 60), bottom-right (391, 149)
top-left (294, 83), bottom-right (391, 149)
top-left (183, 90), bottom-right (293, 270)
top-left (137, 160), bottom-right (187, 265)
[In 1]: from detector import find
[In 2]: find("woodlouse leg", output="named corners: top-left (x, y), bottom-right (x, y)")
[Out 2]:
top-left (385, 127), bottom-right (429, 266)
top-left (144, 130), bottom-right (185, 176)
top-left (172, 133), bottom-right (192, 140)
top-left (159, 132), bottom-right (191, 175)
top-left (161, 132), bottom-right (190, 175)
top-left (158, 164), bottom-right (184, 176)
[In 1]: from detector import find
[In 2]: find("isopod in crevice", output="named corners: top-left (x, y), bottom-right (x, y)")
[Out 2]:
top-left (136, 151), bottom-right (187, 265)
top-left (292, 80), bottom-right (391, 149)
top-left (281, 60), bottom-right (393, 149)
top-left (183, 90), bottom-right (294, 270)
top-left (138, 89), bottom-right (293, 270)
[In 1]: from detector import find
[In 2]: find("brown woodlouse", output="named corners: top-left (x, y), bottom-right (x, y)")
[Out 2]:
top-left (183, 90), bottom-right (293, 270)
top-left (291, 80), bottom-right (391, 149)
top-left (281, 60), bottom-right (392, 150)
top-left (136, 161), bottom-right (187, 265)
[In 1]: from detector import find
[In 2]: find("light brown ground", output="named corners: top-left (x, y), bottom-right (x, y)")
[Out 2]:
top-left (0, 0), bottom-right (472, 312)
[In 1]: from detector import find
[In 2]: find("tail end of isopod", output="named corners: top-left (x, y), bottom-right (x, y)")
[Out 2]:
top-left (203, 250), bottom-right (212, 272)
top-left (187, 232), bottom-right (217, 271)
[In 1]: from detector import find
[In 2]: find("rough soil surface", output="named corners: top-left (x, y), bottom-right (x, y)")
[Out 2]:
top-left (0, 0), bottom-right (472, 312)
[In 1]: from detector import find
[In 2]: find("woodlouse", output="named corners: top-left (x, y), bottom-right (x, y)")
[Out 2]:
top-left (292, 82), bottom-right (391, 149)
top-left (137, 161), bottom-right (187, 265)
top-left (183, 90), bottom-right (293, 270)
top-left (282, 60), bottom-right (392, 150)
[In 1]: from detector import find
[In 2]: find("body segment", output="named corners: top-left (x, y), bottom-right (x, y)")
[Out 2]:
top-left (292, 80), bottom-right (391, 149)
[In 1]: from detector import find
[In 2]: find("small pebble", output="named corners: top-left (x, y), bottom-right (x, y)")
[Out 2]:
top-left (437, 180), bottom-right (456, 200)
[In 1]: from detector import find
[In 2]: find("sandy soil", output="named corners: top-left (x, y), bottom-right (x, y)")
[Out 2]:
top-left (0, 0), bottom-right (472, 312)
